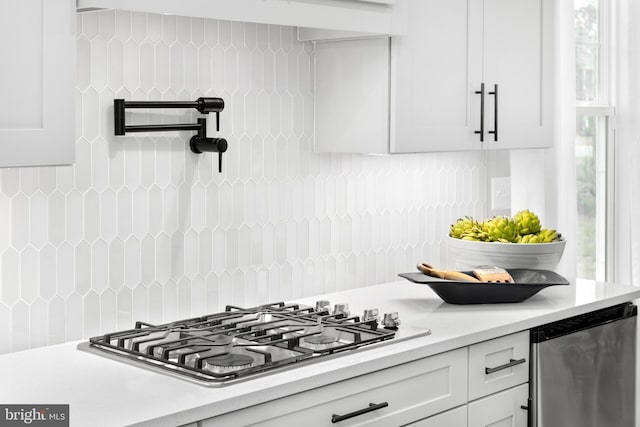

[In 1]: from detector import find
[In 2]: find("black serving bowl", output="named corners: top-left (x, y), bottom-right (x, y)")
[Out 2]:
top-left (398, 269), bottom-right (570, 304)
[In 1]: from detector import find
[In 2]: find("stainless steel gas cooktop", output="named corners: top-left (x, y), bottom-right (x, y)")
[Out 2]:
top-left (78, 301), bottom-right (430, 386)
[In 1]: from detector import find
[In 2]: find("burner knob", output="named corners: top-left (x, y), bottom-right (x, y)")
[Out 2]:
top-left (382, 312), bottom-right (401, 329)
top-left (315, 300), bottom-right (331, 313)
top-left (363, 308), bottom-right (380, 322)
top-left (333, 303), bottom-right (350, 317)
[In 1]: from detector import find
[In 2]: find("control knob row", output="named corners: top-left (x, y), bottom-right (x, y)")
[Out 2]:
top-left (314, 300), bottom-right (400, 329)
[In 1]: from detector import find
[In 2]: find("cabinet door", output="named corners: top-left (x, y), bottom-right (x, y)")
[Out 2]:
top-left (468, 384), bottom-right (529, 427)
top-left (468, 331), bottom-right (529, 401)
top-left (0, 0), bottom-right (75, 167)
top-left (203, 348), bottom-right (468, 427)
top-left (408, 405), bottom-right (467, 427)
top-left (315, 37), bottom-right (391, 154)
top-left (480, 0), bottom-right (554, 149)
top-left (391, 0), bottom-right (482, 153)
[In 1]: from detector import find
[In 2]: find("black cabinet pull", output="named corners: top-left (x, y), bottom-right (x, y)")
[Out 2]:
top-left (488, 83), bottom-right (498, 142)
top-left (331, 402), bottom-right (389, 423)
top-left (474, 83), bottom-right (485, 142)
top-left (522, 397), bottom-right (533, 427)
top-left (485, 357), bottom-right (526, 374)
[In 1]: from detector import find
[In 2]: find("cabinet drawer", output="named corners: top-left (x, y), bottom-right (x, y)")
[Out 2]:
top-left (204, 348), bottom-right (468, 427)
top-left (407, 405), bottom-right (467, 427)
top-left (468, 383), bottom-right (529, 427)
top-left (468, 331), bottom-right (529, 400)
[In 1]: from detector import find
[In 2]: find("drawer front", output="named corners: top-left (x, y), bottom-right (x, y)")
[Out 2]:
top-left (468, 383), bottom-right (529, 427)
top-left (203, 348), bottom-right (468, 427)
top-left (468, 331), bottom-right (529, 400)
top-left (407, 405), bottom-right (467, 427)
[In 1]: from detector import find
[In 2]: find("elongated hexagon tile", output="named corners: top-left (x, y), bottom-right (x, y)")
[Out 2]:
top-left (198, 46), bottom-right (213, 91)
top-left (39, 244), bottom-right (57, 302)
top-left (29, 192), bottom-right (48, 250)
top-left (19, 167), bottom-right (39, 197)
top-left (49, 243), bottom-right (70, 300)
top-left (84, 190), bottom-right (101, 244)
top-left (11, 194), bottom-right (28, 251)
top-left (176, 277), bottom-right (191, 318)
top-left (184, 44), bottom-right (199, 95)
top-left (140, 235), bottom-right (156, 286)
top-left (204, 274), bottom-right (219, 313)
top-left (131, 283), bottom-right (148, 323)
top-left (65, 293), bottom-right (83, 342)
top-left (91, 37), bottom-right (109, 92)
top-left (161, 186), bottom-right (178, 235)
top-left (47, 297), bottom-right (66, 346)
top-left (143, 186), bottom-right (162, 238)
top-left (183, 231), bottom-right (198, 280)
top-left (19, 246), bottom-right (38, 305)
top-left (125, 236), bottom-right (141, 288)
top-left (108, 238), bottom-right (125, 291)
top-left (145, 282), bottom-right (162, 324)
top-left (99, 288), bottom-right (117, 332)
top-left (189, 276), bottom-right (205, 316)
top-left (83, 291), bottom-right (100, 337)
top-left (132, 187), bottom-right (148, 239)
top-left (114, 10), bottom-right (131, 42)
top-left (162, 280), bottom-right (178, 322)
top-left (116, 286), bottom-right (132, 330)
top-left (1, 249), bottom-right (20, 306)
top-left (29, 298), bottom-right (48, 350)
top-left (77, 36), bottom-right (91, 91)
top-left (38, 167), bottom-right (57, 197)
top-left (0, 169), bottom-right (19, 199)
top-left (71, 241), bottom-right (90, 296)
top-left (11, 301), bottom-right (29, 352)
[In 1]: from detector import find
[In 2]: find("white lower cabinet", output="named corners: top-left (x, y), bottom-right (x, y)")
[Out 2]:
top-left (202, 348), bottom-right (468, 426)
top-left (200, 332), bottom-right (531, 427)
top-left (408, 383), bottom-right (529, 427)
top-left (407, 405), bottom-right (468, 427)
top-left (468, 331), bottom-right (529, 401)
top-left (466, 332), bottom-right (530, 427)
top-left (468, 384), bottom-right (529, 427)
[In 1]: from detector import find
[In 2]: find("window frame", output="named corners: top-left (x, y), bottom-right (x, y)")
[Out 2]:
top-left (574, 0), bottom-right (616, 282)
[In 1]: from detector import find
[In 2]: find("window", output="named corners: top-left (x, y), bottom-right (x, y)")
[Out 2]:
top-left (574, 0), bottom-right (614, 281)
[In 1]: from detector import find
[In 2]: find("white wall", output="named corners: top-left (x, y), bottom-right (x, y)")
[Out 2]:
top-left (0, 10), bottom-right (487, 354)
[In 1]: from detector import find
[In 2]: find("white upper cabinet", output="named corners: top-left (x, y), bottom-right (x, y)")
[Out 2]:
top-left (391, 0), bottom-right (481, 153)
top-left (0, 0), bottom-right (76, 167)
top-left (315, 37), bottom-right (391, 154)
top-left (479, 0), bottom-right (554, 150)
top-left (314, 0), bottom-right (555, 154)
top-left (76, 0), bottom-right (406, 35)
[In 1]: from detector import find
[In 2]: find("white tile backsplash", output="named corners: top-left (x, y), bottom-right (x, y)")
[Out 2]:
top-left (0, 10), bottom-right (487, 354)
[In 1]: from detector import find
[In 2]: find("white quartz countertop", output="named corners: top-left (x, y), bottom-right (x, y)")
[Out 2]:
top-left (2, 278), bottom-right (639, 427)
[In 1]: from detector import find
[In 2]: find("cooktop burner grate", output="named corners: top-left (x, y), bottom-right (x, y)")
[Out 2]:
top-left (84, 301), bottom-right (397, 385)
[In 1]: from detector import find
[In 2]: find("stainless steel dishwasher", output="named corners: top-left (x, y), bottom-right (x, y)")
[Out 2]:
top-left (530, 302), bottom-right (637, 427)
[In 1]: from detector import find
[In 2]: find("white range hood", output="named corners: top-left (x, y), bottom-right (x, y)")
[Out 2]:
top-left (76, 0), bottom-right (406, 36)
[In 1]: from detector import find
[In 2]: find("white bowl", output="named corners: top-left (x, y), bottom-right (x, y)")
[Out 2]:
top-left (447, 237), bottom-right (566, 271)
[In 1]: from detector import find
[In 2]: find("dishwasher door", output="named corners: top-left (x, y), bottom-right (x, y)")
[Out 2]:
top-left (530, 302), bottom-right (637, 427)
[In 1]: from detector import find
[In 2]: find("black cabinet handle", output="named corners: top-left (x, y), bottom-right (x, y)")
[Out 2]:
top-left (331, 402), bottom-right (389, 423)
top-left (522, 397), bottom-right (533, 427)
top-left (488, 83), bottom-right (498, 142)
top-left (474, 83), bottom-right (485, 142)
top-left (485, 357), bottom-right (526, 374)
